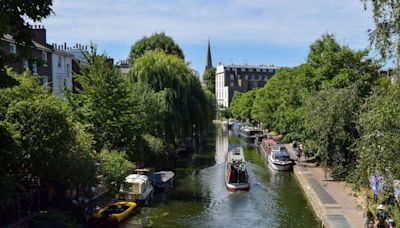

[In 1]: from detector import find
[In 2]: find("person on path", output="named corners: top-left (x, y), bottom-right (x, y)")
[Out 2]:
top-left (375, 205), bottom-right (389, 228)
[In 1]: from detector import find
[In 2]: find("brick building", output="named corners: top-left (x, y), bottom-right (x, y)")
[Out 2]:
top-left (215, 64), bottom-right (280, 107)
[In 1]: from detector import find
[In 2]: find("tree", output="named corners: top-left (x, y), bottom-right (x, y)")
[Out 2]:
top-left (229, 90), bottom-right (257, 121)
top-left (128, 32), bottom-right (184, 64)
top-left (304, 87), bottom-right (361, 180)
top-left (352, 82), bottom-right (400, 199)
top-left (129, 50), bottom-right (211, 145)
top-left (202, 67), bottom-right (216, 94)
top-left (361, 0), bottom-right (400, 63)
top-left (0, 0), bottom-right (54, 88)
top-left (68, 49), bottom-right (141, 153)
top-left (98, 149), bottom-right (134, 194)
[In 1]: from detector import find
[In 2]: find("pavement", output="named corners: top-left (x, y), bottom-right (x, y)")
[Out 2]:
top-left (286, 144), bottom-right (365, 228)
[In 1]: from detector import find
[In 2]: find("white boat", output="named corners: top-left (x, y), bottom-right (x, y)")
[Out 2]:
top-left (225, 145), bottom-right (249, 191)
top-left (268, 145), bottom-right (293, 171)
top-left (239, 126), bottom-right (263, 142)
top-left (119, 174), bottom-right (154, 205)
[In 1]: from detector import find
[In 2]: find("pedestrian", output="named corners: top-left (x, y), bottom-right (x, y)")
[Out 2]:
top-left (375, 205), bottom-right (389, 228)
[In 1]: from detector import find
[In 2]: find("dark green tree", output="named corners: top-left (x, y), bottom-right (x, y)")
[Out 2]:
top-left (128, 32), bottom-right (184, 64)
top-left (229, 89), bottom-right (258, 121)
top-left (202, 67), bottom-right (216, 94)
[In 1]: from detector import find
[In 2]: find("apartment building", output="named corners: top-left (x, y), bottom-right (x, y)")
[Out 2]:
top-left (215, 64), bottom-right (280, 107)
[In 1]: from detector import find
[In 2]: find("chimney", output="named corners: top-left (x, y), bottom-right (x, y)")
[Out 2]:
top-left (64, 42), bottom-right (67, 50)
top-left (31, 25), bottom-right (46, 45)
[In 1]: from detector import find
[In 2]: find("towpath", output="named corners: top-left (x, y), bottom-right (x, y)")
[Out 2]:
top-left (286, 144), bottom-right (365, 228)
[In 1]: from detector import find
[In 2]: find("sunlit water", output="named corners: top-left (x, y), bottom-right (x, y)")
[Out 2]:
top-left (120, 125), bottom-right (320, 228)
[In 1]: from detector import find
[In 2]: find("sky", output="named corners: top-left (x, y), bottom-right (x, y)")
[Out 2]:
top-left (41, 0), bottom-right (375, 77)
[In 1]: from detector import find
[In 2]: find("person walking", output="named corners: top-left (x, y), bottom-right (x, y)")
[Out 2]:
top-left (375, 205), bottom-right (389, 228)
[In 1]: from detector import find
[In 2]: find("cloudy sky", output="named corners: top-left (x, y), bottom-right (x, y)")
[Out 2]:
top-left (42, 0), bottom-right (374, 76)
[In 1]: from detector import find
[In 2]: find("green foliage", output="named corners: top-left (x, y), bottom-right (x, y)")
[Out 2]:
top-left (361, 0), bottom-right (400, 62)
top-left (305, 87), bottom-right (361, 180)
top-left (128, 32), bottom-right (184, 64)
top-left (229, 89), bottom-right (257, 121)
top-left (98, 149), bottom-right (134, 194)
top-left (352, 82), bottom-right (400, 198)
top-left (129, 50), bottom-right (211, 144)
top-left (68, 49), bottom-right (141, 152)
top-left (202, 67), bottom-right (216, 94)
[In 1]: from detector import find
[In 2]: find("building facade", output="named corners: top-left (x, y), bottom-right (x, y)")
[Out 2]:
top-left (1, 26), bottom-right (53, 85)
top-left (215, 64), bottom-right (280, 107)
top-left (51, 48), bottom-right (73, 96)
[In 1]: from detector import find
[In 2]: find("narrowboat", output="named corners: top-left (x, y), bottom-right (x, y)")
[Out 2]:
top-left (239, 127), bottom-right (263, 142)
top-left (225, 145), bottom-right (249, 191)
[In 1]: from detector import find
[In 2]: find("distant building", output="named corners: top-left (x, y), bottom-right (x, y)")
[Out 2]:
top-left (380, 68), bottom-right (397, 84)
top-left (51, 47), bottom-right (73, 96)
top-left (1, 26), bottom-right (53, 85)
top-left (116, 60), bottom-right (130, 76)
top-left (215, 64), bottom-right (280, 107)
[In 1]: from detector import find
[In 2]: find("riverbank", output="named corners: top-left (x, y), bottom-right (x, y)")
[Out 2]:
top-left (286, 144), bottom-right (364, 228)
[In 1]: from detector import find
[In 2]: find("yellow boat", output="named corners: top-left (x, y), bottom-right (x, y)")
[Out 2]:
top-left (94, 201), bottom-right (136, 223)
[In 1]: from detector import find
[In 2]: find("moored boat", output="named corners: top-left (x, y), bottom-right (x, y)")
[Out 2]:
top-left (119, 174), bottom-right (154, 205)
top-left (225, 145), bottom-right (249, 191)
top-left (268, 144), bottom-right (293, 171)
top-left (239, 127), bottom-right (263, 142)
top-left (94, 201), bottom-right (136, 223)
top-left (150, 171), bottom-right (175, 191)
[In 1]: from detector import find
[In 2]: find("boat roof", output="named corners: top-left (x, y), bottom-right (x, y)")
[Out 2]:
top-left (241, 127), bottom-right (262, 132)
top-left (262, 138), bottom-right (276, 144)
top-left (271, 144), bottom-right (287, 151)
top-left (125, 174), bottom-right (149, 184)
top-left (228, 146), bottom-right (246, 162)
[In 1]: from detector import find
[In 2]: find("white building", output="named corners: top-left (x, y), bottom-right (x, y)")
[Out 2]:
top-left (51, 49), bottom-right (73, 97)
top-left (215, 64), bottom-right (281, 108)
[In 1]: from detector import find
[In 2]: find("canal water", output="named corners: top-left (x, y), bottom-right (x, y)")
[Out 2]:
top-left (121, 125), bottom-right (320, 227)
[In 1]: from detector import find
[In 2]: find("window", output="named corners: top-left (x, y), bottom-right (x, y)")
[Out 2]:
top-left (22, 59), bottom-right (28, 69)
top-left (9, 43), bottom-right (16, 54)
top-left (42, 75), bottom-right (48, 84)
top-left (32, 63), bottom-right (38, 75)
top-left (66, 63), bottom-right (71, 76)
top-left (63, 78), bottom-right (68, 89)
top-left (58, 56), bottom-right (62, 68)
top-left (237, 75), bottom-right (241, 80)
top-left (230, 74), bottom-right (234, 80)
top-left (245, 75), bottom-right (248, 80)
top-left (262, 69), bottom-right (267, 73)
top-left (249, 68), bottom-right (253, 72)
top-left (256, 68), bottom-right (261, 72)
top-left (230, 82), bottom-right (234, 87)
top-left (268, 69), bottom-right (274, 73)
top-left (42, 51), bottom-right (47, 67)
top-left (241, 68), bottom-right (245, 72)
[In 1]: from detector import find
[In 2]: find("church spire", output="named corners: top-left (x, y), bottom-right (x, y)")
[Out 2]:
top-left (205, 38), bottom-right (212, 70)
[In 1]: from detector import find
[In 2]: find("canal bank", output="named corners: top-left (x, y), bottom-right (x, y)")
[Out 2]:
top-left (287, 145), bottom-right (364, 228)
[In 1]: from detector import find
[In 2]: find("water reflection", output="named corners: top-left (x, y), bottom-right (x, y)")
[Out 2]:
top-left (121, 125), bottom-right (319, 227)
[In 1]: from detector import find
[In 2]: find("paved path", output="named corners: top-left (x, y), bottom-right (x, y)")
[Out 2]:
top-left (286, 144), bottom-right (364, 228)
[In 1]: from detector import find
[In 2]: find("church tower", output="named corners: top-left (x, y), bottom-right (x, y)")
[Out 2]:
top-left (205, 39), bottom-right (212, 71)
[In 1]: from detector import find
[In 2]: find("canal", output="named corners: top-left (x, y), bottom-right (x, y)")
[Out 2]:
top-left (121, 125), bottom-right (320, 227)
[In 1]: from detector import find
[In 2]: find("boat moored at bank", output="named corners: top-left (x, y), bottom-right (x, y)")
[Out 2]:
top-left (239, 127), bottom-right (263, 142)
top-left (268, 144), bottom-right (293, 171)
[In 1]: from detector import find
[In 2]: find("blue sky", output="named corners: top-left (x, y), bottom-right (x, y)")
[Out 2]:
top-left (42, 0), bottom-right (375, 77)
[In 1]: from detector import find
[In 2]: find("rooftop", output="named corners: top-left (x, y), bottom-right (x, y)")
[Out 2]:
top-left (222, 64), bottom-right (281, 70)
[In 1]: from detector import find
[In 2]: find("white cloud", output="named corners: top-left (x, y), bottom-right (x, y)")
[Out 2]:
top-left (43, 0), bottom-right (373, 49)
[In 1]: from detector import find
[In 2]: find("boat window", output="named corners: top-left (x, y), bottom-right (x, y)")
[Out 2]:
top-left (132, 183), bottom-right (141, 194)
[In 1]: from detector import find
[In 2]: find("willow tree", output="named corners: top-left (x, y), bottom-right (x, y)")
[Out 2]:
top-left (128, 32), bottom-right (184, 64)
top-left (129, 50), bottom-right (210, 145)
top-left (361, 0), bottom-right (400, 64)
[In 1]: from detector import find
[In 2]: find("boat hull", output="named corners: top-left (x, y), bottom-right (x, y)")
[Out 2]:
top-left (268, 156), bottom-right (293, 171)
top-left (225, 182), bottom-right (250, 191)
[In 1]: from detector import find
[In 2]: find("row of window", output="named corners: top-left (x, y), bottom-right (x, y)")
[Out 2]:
top-left (230, 74), bottom-right (269, 80)
top-left (225, 67), bottom-right (277, 73)
top-left (9, 43), bottom-right (58, 68)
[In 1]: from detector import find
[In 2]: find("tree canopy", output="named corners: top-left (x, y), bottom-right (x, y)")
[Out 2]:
top-left (128, 32), bottom-right (184, 64)
top-left (202, 67), bottom-right (216, 94)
